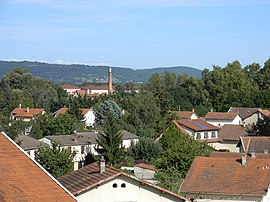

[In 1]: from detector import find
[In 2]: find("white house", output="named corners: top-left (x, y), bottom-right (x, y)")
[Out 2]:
top-left (181, 154), bottom-right (270, 201)
top-left (228, 107), bottom-right (263, 126)
top-left (11, 107), bottom-right (45, 122)
top-left (204, 111), bottom-right (242, 127)
top-left (81, 85), bottom-right (112, 95)
top-left (53, 107), bottom-right (95, 127)
top-left (61, 84), bottom-right (81, 96)
top-left (40, 130), bottom-right (139, 170)
top-left (58, 160), bottom-right (188, 202)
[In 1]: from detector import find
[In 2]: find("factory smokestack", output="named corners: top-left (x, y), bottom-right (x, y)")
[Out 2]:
top-left (108, 67), bottom-right (113, 93)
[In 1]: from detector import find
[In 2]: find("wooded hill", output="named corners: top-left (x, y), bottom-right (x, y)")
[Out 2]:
top-left (0, 60), bottom-right (202, 84)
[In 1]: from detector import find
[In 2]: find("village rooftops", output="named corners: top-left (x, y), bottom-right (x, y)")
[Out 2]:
top-left (174, 119), bottom-right (219, 132)
top-left (81, 85), bottom-right (113, 90)
top-left (181, 156), bottom-right (270, 196)
top-left (11, 107), bottom-right (45, 118)
top-left (237, 136), bottom-right (270, 154)
top-left (204, 111), bottom-right (239, 120)
top-left (219, 124), bottom-right (247, 141)
top-left (0, 132), bottom-right (76, 201)
top-left (44, 130), bottom-right (139, 146)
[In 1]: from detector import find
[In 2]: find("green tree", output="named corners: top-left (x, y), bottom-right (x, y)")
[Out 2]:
top-left (128, 137), bottom-right (163, 163)
top-left (95, 100), bottom-right (122, 126)
top-left (96, 112), bottom-right (125, 165)
top-left (35, 141), bottom-right (75, 178)
top-left (248, 116), bottom-right (270, 136)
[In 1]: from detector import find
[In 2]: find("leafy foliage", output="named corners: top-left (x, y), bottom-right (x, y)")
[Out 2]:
top-left (35, 141), bottom-right (75, 178)
top-left (248, 116), bottom-right (270, 136)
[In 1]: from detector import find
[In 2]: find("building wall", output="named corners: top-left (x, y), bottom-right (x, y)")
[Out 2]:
top-left (76, 175), bottom-right (184, 202)
top-left (218, 141), bottom-right (239, 152)
top-left (243, 113), bottom-right (259, 126)
top-left (123, 139), bottom-right (139, 148)
top-left (26, 149), bottom-right (36, 159)
top-left (190, 113), bottom-right (199, 120)
top-left (84, 110), bottom-right (95, 127)
top-left (134, 167), bottom-right (156, 179)
top-left (65, 88), bottom-right (80, 95)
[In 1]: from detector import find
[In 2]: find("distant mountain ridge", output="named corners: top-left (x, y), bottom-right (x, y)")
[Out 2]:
top-left (0, 60), bottom-right (202, 84)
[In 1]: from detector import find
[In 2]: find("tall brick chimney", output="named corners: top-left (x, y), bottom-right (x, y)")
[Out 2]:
top-left (108, 67), bottom-right (113, 94)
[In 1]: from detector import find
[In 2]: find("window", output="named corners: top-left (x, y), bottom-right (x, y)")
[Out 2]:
top-left (211, 132), bottom-right (216, 138)
top-left (204, 132), bottom-right (208, 139)
top-left (81, 146), bottom-right (85, 154)
top-left (67, 146), bottom-right (71, 153)
top-left (112, 183), bottom-right (118, 188)
top-left (196, 133), bottom-right (201, 140)
top-left (121, 183), bottom-right (126, 188)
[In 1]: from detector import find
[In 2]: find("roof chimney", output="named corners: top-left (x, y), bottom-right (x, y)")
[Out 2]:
top-left (241, 153), bottom-right (247, 166)
top-left (108, 67), bottom-right (113, 94)
top-left (99, 156), bottom-right (106, 173)
top-left (19, 104), bottom-right (22, 108)
top-left (26, 107), bottom-right (29, 113)
top-left (192, 108), bottom-right (195, 113)
top-left (250, 150), bottom-right (256, 158)
top-left (264, 149), bottom-right (268, 154)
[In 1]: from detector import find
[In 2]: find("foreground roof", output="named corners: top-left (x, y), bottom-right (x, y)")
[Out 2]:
top-left (228, 107), bottom-right (260, 119)
top-left (0, 132), bottom-right (76, 201)
top-left (11, 108), bottom-right (45, 118)
top-left (175, 119), bottom-right (219, 132)
top-left (204, 111), bottom-right (239, 120)
top-left (181, 156), bottom-right (270, 196)
top-left (219, 124), bottom-right (247, 141)
top-left (210, 151), bottom-right (270, 159)
top-left (58, 161), bottom-right (187, 201)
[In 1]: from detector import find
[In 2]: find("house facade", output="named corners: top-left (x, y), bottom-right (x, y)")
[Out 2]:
top-left (61, 84), bottom-right (81, 95)
top-left (11, 107), bottom-right (45, 122)
top-left (58, 161), bottom-right (187, 202)
top-left (204, 111), bottom-right (242, 127)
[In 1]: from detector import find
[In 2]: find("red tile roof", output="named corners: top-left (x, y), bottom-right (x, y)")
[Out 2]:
top-left (219, 124), bottom-right (247, 141)
top-left (175, 119), bottom-right (219, 132)
top-left (81, 85), bottom-right (109, 90)
top-left (61, 84), bottom-right (80, 89)
top-left (181, 156), bottom-right (270, 196)
top-left (58, 161), bottom-right (187, 201)
top-left (210, 151), bottom-right (270, 159)
top-left (135, 163), bottom-right (158, 171)
top-left (171, 111), bottom-right (198, 119)
top-left (11, 108), bottom-right (45, 118)
top-left (261, 109), bottom-right (270, 117)
top-left (0, 132), bottom-right (76, 201)
top-left (205, 111), bottom-right (239, 120)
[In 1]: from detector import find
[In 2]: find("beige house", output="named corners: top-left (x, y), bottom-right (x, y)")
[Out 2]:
top-left (58, 160), bottom-right (188, 202)
top-left (181, 155), bottom-right (270, 201)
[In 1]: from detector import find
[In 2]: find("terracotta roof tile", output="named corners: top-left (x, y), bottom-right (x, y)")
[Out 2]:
top-left (58, 161), bottom-right (187, 201)
top-left (0, 132), bottom-right (76, 201)
top-left (181, 156), bottom-right (270, 196)
top-left (81, 85), bottom-right (110, 90)
top-left (210, 151), bottom-right (270, 159)
top-left (61, 84), bottom-right (80, 89)
top-left (53, 108), bottom-right (92, 116)
top-left (261, 109), bottom-right (270, 117)
top-left (175, 119), bottom-right (219, 132)
top-left (219, 124), bottom-right (247, 141)
top-left (11, 108), bottom-right (45, 118)
top-left (205, 111), bottom-right (238, 120)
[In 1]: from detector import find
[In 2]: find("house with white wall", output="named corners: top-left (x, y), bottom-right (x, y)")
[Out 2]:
top-left (53, 107), bottom-right (95, 127)
top-left (204, 111), bottom-right (242, 127)
top-left (228, 107), bottom-right (263, 126)
top-left (181, 154), bottom-right (270, 201)
top-left (61, 84), bottom-right (81, 96)
top-left (58, 160), bottom-right (188, 202)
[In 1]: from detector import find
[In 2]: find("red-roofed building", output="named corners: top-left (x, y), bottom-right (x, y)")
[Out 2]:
top-left (58, 160), bottom-right (187, 202)
top-left (171, 109), bottom-right (199, 120)
top-left (11, 107), bottom-right (45, 122)
top-left (53, 107), bottom-right (95, 127)
top-left (204, 111), bottom-right (242, 127)
top-left (181, 155), bottom-right (270, 201)
top-left (61, 84), bottom-right (81, 95)
top-left (0, 131), bottom-right (76, 201)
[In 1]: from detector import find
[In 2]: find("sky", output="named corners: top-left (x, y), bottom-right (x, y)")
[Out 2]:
top-left (0, 0), bottom-right (270, 70)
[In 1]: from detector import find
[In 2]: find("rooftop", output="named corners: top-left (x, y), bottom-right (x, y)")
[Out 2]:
top-left (237, 136), bottom-right (270, 153)
top-left (175, 119), bottom-right (219, 132)
top-left (61, 84), bottom-right (80, 89)
top-left (181, 156), bottom-right (270, 196)
top-left (171, 110), bottom-right (198, 119)
top-left (0, 132), bottom-right (76, 201)
top-left (11, 107), bottom-right (45, 118)
top-left (219, 124), bottom-right (247, 141)
top-left (228, 107), bottom-right (260, 119)
top-left (204, 111), bottom-right (239, 120)
top-left (17, 135), bottom-right (44, 150)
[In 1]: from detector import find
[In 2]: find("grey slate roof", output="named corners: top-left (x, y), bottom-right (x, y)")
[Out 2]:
top-left (228, 107), bottom-right (260, 119)
top-left (17, 135), bottom-right (44, 150)
top-left (45, 130), bottom-right (139, 146)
